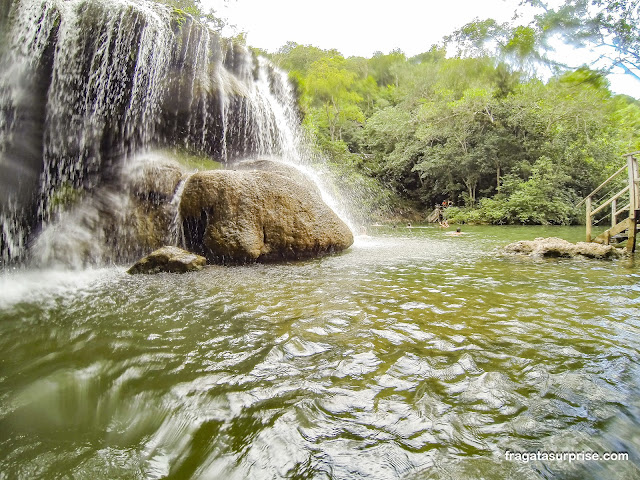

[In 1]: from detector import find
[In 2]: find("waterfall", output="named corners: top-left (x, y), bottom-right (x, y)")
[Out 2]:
top-left (0, 0), bottom-right (63, 263)
top-left (0, 0), bottom-right (320, 266)
top-left (169, 173), bottom-right (193, 249)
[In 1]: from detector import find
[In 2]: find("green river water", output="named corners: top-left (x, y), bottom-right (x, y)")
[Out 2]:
top-left (0, 225), bottom-right (639, 479)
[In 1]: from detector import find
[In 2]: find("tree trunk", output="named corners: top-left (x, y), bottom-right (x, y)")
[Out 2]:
top-left (464, 176), bottom-right (478, 205)
top-left (326, 104), bottom-right (335, 142)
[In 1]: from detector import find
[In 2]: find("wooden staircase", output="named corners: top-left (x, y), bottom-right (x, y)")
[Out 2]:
top-left (578, 152), bottom-right (639, 253)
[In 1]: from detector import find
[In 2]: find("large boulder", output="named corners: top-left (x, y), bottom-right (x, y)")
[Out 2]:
top-left (127, 246), bottom-right (206, 274)
top-left (503, 237), bottom-right (623, 259)
top-left (179, 170), bottom-right (353, 263)
top-left (231, 158), bottom-right (322, 196)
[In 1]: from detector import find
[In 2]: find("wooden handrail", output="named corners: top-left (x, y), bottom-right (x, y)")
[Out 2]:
top-left (584, 152), bottom-right (638, 252)
top-left (616, 202), bottom-right (631, 216)
top-left (577, 163), bottom-right (628, 207)
top-left (629, 154), bottom-right (639, 215)
top-left (590, 185), bottom-right (630, 216)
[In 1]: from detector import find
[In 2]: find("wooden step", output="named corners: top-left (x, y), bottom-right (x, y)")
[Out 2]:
top-left (426, 208), bottom-right (441, 223)
top-left (593, 218), bottom-right (632, 244)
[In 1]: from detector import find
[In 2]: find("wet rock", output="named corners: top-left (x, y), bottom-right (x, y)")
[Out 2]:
top-left (179, 170), bottom-right (353, 263)
top-left (503, 237), bottom-right (623, 259)
top-left (127, 246), bottom-right (206, 274)
top-left (119, 154), bottom-right (187, 255)
top-left (123, 153), bottom-right (185, 203)
top-left (231, 158), bottom-right (322, 196)
top-left (127, 201), bottom-right (173, 251)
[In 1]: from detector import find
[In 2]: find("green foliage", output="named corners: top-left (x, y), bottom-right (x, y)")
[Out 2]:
top-left (368, 49), bottom-right (407, 87)
top-left (49, 182), bottom-right (84, 212)
top-left (303, 57), bottom-right (364, 141)
top-left (154, 0), bottom-right (226, 30)
top-left (270, 37), bottom-right (640, 224)
top-left (445, 160), bottom-right (579, 225)
top-left (451, 0), bottom-right (640, 81)
top-left (531, 0), bottom-right (640, 76)
top-left (155, 0), bottom-right (202, 18)
top-left (504, 26), bottom-right (538, 59)
top-left (486, 157), bottom-right (577, 225)
top-left (164, 148), bottom-right (222, 171)
top-left (171, 7), bottom-right (188, 28)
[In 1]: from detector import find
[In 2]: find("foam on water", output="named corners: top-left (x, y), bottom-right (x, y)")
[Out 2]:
top-left (0, 266), bottom-right (117, 309)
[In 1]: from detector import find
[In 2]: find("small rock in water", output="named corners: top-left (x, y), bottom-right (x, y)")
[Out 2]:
top-left (503, 237), bottom-right (623, 259)
top-left (127, 246), bottom-right (206, 274)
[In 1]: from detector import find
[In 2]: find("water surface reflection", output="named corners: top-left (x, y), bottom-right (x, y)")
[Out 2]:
top-left (1, 226), bottom-right (639, 479)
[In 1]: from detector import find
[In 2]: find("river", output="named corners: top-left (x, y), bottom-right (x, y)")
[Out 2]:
top-left (0, 225), bottom-right (638, 479)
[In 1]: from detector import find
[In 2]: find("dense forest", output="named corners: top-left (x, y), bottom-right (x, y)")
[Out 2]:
top-left (269, 45), bottom-right (640, 224)
top-left (168, 0), bottom-right (640, 225)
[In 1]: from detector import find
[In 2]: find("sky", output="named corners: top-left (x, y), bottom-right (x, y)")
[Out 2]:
top-left (203, 0), bottom-right (638, 97)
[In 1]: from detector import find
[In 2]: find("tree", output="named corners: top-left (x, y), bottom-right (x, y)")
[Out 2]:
top-left (526, 0), bottom-right (640, 80)
top-left (271, 38), bottom-right (640, 223)
top-left (154, 0), bottom-right (227, 30)
top-left (272, 43), bottom-right (338, 74)
top-left (480, 156), bottom-right (576, 224)
top-left (414, 88), bottom-right (500, 205)
top-left (446, 20), bottom-right (542, 69)
top-left (368, 49), bottom-right (407, 87)
top-left (448, 0), bottom-right (640, 83)
top-left (304, 57), bottom-right (364, 142)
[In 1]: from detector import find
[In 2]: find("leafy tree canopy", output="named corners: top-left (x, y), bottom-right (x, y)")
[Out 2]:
top-left (154, 0), bottom-right (227, 30)
top-left (447, 0), bottom-right (640, 81)
top-left (269, 39), bottom-right (640, 224)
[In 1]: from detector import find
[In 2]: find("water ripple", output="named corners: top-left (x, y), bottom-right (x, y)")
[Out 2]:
top-left (1, 227), bottom-right (639, 479)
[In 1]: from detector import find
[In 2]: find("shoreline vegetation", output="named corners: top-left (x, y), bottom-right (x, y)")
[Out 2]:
top-left (268, 46), bottom-right (639, 225)
top-left (157, 2), bottom-right (639, 226)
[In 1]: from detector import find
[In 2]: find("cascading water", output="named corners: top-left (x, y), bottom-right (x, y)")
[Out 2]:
top-left (169, 173), bottom-right (193, 248)
top-left (0, 0), bottom-right (62, 263)
top-left (0, 0), bottom-right (341, 267)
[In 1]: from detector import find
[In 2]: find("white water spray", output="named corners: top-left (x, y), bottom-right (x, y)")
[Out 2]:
top-left (0, 0), bottom-right (353, 266)
top-left (169, 174), bottom-right (193, 249)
